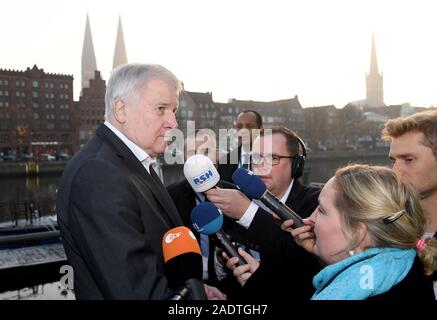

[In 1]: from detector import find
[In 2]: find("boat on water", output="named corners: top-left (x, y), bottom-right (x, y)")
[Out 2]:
top-left (0, 200), bottom-right (61, 250)
top-left (0, 201), bottom-right (66, 293)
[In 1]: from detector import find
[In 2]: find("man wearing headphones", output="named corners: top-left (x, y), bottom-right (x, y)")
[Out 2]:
top-left (205, 127), bottom-right (321, 298)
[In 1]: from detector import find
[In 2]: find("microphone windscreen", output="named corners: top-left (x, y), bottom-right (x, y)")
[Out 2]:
top-left (162, 226), bottom-right (201, 263)
top-left (191, 202), bottom-right (223, 235)
top-left (183, 154), bottom-right (220, 193)
top-left (232, 167), bottom-right (266, 199)
top-left (162, 227), bottom-right (203, 289)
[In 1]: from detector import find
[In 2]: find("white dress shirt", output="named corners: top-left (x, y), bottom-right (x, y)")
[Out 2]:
top-left (104, 121), bottom-right (155, 172)
top-left (238, 179), bottom-right (294, 229)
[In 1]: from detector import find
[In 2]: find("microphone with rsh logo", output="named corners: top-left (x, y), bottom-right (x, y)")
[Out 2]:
top-left (162, 226), bottom-right (208, 300)
top-left (184, 154), bottom-right (220, 193)
top-left (232, 168), bottom-right (304, 228)
top-left (191, 202), bottom-right (245, 266)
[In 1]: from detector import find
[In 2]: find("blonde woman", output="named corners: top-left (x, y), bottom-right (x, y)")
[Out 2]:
top-left (227, 164), bottom-right (436, 300)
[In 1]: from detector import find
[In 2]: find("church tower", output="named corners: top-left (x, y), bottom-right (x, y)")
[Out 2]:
top-left (113, 15), bottom-right (128, 69)
top-left (366, 33), bottom-right (384, 106)
top-left (81, 14), bottom-right (98, 92)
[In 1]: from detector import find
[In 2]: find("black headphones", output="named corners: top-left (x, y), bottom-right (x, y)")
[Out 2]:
top-left (291, 136), bottom-right (307, 179)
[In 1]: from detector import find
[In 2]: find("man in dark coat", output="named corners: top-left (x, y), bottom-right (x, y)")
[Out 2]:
top-left (56, 64), bottom-right (225, 299)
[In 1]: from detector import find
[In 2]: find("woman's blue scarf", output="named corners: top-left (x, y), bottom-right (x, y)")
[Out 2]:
top-left (311, 247), bottom-right (416, 300)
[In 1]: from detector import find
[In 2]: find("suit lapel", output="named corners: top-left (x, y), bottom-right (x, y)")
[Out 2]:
top-left (284, 180), bottom-right (307, 216)
top-left (96, 124), bottom-right (183, 227)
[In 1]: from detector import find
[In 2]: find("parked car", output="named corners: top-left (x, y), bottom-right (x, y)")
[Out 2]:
top-left (39, 153), bottom-right (56, 161)
top-left (55, 152), bottom-right (71, 161)
top-left (2, 154), bottom-right (16, 161)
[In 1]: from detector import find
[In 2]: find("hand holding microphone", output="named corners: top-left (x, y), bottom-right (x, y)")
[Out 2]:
top-left (232, 168), bottom-right (304, 228)
top-left (191, 202), bottom-right (246, 267)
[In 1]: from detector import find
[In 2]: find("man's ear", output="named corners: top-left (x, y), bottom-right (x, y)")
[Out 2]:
top-left (113, 99), bottom-right (127, 123)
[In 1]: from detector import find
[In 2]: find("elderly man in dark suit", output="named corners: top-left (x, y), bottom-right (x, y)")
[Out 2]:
top-left (56, 64), bottom-right (224, 300)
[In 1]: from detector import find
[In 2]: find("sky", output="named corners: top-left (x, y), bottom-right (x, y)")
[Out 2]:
top-left (1, 0), bottom-right (437, 108)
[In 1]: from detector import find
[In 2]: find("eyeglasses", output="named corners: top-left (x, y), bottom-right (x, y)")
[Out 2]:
top-left (251, 153), bottom-right (293, 166)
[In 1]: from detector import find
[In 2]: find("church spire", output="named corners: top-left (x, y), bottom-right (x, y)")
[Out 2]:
top-left (369, 33), bottom-right (379, 76)
top-left (81, 14), bottom-right (98, 91)
top-left (366, 33), bottom-right (384, 106)
top-left (113, 15), bottom-right (128, 69)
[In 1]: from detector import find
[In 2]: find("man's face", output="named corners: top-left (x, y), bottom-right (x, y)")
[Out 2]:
top-left (123, 78), bottom-right (179, 157)
top-left (389, 131), bottom-right (437, 199)
top-left (251, 134), bottom-right (293, 198)
top-left (235, 112), bottom-right (261, 150)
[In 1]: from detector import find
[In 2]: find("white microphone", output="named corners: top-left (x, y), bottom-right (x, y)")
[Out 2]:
top-left (183, 154), bottom-right (221, 193)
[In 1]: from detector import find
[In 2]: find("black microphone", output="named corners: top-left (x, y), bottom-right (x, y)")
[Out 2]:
top-left (191, 202), bottom-right (246, 266)
top-left (232, 168), bottom-right (304, 228)
top-left (162, 226), bottom-right (208, 300)
top-left (169, 279), bottom-right (206, 300)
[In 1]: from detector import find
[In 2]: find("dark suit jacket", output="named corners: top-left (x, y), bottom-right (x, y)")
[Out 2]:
top-left (166, 179), bottom-right (250, 297)
top-left (236, 180), bottom-right (322, 299)
top-left (56, 124), bottom-right (183, 299)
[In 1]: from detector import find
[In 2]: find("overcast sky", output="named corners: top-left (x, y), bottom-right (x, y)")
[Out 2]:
top-left (2, 0), bottom-right (437, 108)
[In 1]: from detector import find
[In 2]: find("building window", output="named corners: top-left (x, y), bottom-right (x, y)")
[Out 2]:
top-left (50, 83), bottom-right (54, 89)
top-left (33, 102), bottom-right (39, 108)
top-left (33, 113), bottom-right (39, 120)
top-left (65, 104), bottom-right (69, 109)
top-left (64, 84), bottom-right (69, 89)
top-left (65, 94), bottom-right (69, 99)
top-left (60, 94), bottom-right (64, 99)
top-left (5, 101), bottom-right (9, 107)
top-left (32, 91), bottom-right (38, 98)
top-left (32, 80), bottom-right (38, 88)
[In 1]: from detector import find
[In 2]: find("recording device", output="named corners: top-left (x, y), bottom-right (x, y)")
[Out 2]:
top-left (162, 226), bottom-right (208, 300)
top-left (232, 168), bottom-right (304, 228)
top-left (191, 202), bottom-right (245, 266)
top-left (183, 154), bottom-right (220, 193)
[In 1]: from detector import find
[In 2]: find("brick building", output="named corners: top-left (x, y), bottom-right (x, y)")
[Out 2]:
top-left (0, 65), bottom-right (75, 159)
top-left (75, 70), bottom-right (106, 150)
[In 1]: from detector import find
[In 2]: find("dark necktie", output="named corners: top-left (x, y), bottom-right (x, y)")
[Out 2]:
top-left (149, 166), bottom-right (163, 185)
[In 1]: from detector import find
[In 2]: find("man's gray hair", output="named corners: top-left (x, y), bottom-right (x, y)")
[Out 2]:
top-left (104, 63), bottom-right (183, 120)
